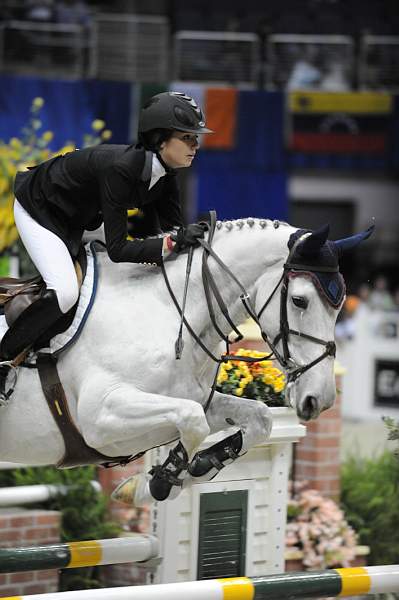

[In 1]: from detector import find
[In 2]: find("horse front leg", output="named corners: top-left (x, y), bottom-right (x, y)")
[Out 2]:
top-left (187, 391), bottom-right (273, 483)
top-left (79, 381), bottom-right (210, 507)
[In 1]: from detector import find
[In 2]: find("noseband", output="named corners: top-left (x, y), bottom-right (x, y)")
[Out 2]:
top-left (162, 213), bottom-right (337, 411)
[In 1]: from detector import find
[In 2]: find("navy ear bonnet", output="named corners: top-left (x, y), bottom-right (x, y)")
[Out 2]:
top-left (287, 228), bottom-right (345, 308)
top-left (286, 224), bottom-right (374, 308)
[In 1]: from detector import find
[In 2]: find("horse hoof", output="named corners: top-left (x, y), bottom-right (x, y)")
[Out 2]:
top-left (111, 474), bottom-right (154, 507)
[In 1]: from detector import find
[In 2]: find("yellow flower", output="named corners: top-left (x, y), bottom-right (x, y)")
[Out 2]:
top-left (263, 374), bottom-right (274, 385)
top-left (92, 119), bottom-right (105, 131)
top-left (9, 137), bottom-right (22, 149)
top-left (273, 381), bottom-right (285, 393)
top-left (42, 131), bottom-right (53, 142)
top-left (218, 370), bottom-right (228, 383)
top-left (234, 387), bottom-right (244, 396)
top-left (32, 97), bottom-right (44, 109)
top-left (101, 129), bottom-right (112, 140)
top-left (259, 360), bottom-right (272, 368)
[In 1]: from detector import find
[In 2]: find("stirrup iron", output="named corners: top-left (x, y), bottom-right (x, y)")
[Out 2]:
top-left (0, 361), bottom-right (18, 407)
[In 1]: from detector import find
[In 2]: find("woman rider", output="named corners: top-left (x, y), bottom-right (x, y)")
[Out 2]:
top-left (0, 91), bottom-right (213, 399)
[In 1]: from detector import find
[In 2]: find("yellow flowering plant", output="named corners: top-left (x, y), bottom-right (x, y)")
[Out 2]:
top-left (217, 348), bottom-right (286, 406)
top-left (0, 97), bottom-right (112, 256)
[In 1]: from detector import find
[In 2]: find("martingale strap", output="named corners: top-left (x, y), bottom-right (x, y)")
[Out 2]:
top-left (36, 353), bottom-right (135, 468)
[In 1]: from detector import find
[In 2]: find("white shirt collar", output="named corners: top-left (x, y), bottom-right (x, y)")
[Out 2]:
top-left (149, 154), bottom-right (166, 190)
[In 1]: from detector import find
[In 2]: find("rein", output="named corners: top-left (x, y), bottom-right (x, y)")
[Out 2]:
top-left (161, 212), bottom-right (336, 412)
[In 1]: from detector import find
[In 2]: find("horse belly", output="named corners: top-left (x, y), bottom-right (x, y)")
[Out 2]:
top-left (0, 369), bottom-right (65, 465)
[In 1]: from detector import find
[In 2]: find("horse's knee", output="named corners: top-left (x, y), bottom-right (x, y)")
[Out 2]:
top-left (254, 401), bottom-right (273, 437)
top-left (239, 400), bottom-right (273, 451)
top-left (174, 402), bottom-right (210, 449)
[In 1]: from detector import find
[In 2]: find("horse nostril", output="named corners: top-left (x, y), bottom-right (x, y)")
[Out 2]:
top-left (300, 395), bottom-right (318, 421)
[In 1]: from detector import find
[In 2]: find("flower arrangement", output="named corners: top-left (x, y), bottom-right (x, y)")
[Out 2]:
top-left (216, 348), bottom-right (286, 406)
top-left (0, 97), bottom-right (112, 254)
top-left (286, 483), bottom-right (358, 569)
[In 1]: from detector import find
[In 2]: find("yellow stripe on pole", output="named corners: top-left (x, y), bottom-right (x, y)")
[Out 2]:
top-left (68, 540), bottom-right (102, 568)
top-left (336, 567), bottom-right (372, 596)
top-left (289, 91), bottom-right (392, 114)
top-left (219, 577), bottom-right (255, 600)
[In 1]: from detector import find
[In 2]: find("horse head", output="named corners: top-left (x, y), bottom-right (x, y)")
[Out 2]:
top-left (256, 223), bottom-right (374, 421)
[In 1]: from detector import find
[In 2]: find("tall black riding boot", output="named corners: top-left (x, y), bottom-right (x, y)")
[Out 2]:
top-left (0, 289), bottom-right (64, 361)
top-left (0, 289), bottom-right (65, 403)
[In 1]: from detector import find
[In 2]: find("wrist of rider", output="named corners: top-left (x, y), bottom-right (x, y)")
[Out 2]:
top-left (166, 235), bottom-right (175, 252)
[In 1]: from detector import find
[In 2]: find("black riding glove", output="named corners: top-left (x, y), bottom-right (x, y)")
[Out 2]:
top-left (171, 223), bottom-right (206, 253)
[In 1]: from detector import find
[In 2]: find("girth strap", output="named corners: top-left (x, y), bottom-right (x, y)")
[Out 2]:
top-left (36, 354), bottom-right (133, 468)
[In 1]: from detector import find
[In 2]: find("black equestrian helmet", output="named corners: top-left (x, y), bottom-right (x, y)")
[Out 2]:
top-left (138, 92), bottom-right (213, 135)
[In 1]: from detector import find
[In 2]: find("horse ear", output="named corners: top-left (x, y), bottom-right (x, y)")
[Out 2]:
top-left (297, 224), bottom-right (330, 257)
top-left (334, 225), bottom-right (375, 257)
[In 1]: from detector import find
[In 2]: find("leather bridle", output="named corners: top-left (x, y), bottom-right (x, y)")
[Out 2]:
top-left (162, 212), bottom-right (337, 411)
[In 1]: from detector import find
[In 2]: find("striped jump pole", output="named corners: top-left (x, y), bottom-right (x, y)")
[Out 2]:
top-left (1, 565), bottom-right (399, 600)
top-left (0, 535), bottom-right (159, 574)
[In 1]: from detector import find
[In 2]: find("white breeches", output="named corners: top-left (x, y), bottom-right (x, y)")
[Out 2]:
top-left (14, 199), bottom-right (79, 314)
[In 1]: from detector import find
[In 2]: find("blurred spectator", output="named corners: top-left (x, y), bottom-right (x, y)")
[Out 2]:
top-left (24, 0), bottom-right (54, 22)
top-left (368, 275), bottom-right (394, 311)
top-left (54, 0), bottom-right (91, 27)
top-left (357, 282), bottom-right (371, 303)
top-left (320, 59), bottom-right (350, 91)
top-left (286, 46), bottom-right (322, 90)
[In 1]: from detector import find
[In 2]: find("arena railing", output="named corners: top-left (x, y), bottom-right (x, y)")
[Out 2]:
top-left (0, 19), bottom-right (95, 79)
top-left (94, 13), bottom-right (170, 82)
top-left (173, 30), bottom-right (259, 87)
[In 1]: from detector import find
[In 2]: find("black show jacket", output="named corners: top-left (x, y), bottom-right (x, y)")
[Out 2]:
top-left (14, 144), bottom-right (184, 263)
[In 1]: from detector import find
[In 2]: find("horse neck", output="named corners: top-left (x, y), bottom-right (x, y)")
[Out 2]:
top-left (172, 219), bottom-right (294, 338)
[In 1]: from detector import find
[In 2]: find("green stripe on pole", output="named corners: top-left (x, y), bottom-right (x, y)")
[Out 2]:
top-left (252, 570), bottom-right (342, 599)
top-left (0, 544), bottom-right (71, 573)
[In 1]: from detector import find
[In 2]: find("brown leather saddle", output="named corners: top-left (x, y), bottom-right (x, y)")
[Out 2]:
top-left (0, 246), bottom-right (86, 338)
top-left (0, 246), bottom-right (135, 468)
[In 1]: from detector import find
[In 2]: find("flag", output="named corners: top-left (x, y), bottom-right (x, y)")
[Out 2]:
top-left (202, 87), bottom-right (238, 150)
top-left (289, 91), bottom-right (393, 154)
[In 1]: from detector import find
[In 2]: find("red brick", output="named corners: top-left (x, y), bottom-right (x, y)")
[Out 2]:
top-left (0, 516), bottom-right (11, 528)
top-left (47, 527), bottom-right (61, 540)
top-left (22, 584), bottom-right (49, 594)
top-left (296, 449), bottom-right (339, 463)
top-left (0, 587), bottom-right (23, 595)
top-left (10, 572), bottom-right (34, 583)
top-left (36, 570), bottom-right (59, 582)
top-left (10, 516), bottom-right (34, 527)
top-left (36, 514), bottom-right (60, 526)
top-left (295, 463), bottom-right (340, 478)
top-left (24, 527), bottom-right (47, 540)
top-left (0, 529), bottom-right (22, 542)
top-left (0, 574), bottom-right (7, 585)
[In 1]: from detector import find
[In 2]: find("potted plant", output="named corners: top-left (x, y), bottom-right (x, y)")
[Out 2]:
top-left (285, 483), bottom-right (367, 571)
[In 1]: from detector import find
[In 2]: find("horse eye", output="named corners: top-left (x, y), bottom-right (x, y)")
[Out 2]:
top-left (292, 296), bottom-right (309, 309)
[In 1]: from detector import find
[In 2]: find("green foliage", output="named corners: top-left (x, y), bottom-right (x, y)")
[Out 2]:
top-left (0, 466), bottom-right (121, 590)
top-left (383, 416), bottom-right (399, 458)
top-left (341, 450), bottom-right (399, 566)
